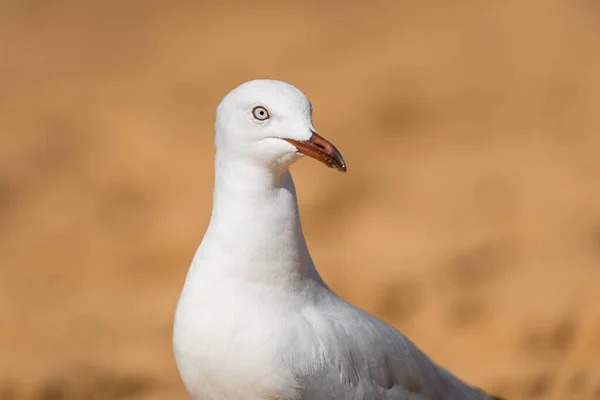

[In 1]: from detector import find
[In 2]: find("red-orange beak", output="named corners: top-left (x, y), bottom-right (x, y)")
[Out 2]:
top-left (284, 131), bottom-right (347, 173)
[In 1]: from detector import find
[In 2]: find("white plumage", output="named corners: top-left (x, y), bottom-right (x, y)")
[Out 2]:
top-left (173, 79), bottom-right (500, 400)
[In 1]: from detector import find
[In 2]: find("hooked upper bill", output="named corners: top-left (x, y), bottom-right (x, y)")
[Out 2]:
top-left (284, 131), bottom-right (347, 173)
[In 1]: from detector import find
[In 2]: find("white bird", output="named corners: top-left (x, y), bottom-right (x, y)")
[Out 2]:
top-left (173, 79), bottom-right (502, 400)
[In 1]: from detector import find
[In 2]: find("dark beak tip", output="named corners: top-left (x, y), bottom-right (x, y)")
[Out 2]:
top-left (286, 132), bottom-right (347, 173)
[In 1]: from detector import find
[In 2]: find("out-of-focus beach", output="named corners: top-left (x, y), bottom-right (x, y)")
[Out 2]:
top-left (1, 1), bottom-right (600, 398)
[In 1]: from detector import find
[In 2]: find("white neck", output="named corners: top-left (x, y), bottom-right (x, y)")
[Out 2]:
top-left (193, 149), bottom-right (323, 286)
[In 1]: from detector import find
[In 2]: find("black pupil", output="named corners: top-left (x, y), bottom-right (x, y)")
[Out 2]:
top-left (255, 107), bottom-right (267, 119)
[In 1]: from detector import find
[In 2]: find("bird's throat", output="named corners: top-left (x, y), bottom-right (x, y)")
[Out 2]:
top-left (199, 152), bottom-right (318, 283)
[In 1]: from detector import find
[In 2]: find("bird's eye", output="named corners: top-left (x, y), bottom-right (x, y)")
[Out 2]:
top-left (252, 106), bottom-right (270, 121)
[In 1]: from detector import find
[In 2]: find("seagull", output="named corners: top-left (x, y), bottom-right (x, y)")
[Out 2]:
top-left (173, 79), bottom-right (502, 400)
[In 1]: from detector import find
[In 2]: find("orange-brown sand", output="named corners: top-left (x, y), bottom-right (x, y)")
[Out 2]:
top-left (1, 1), bottom-right (600, 398)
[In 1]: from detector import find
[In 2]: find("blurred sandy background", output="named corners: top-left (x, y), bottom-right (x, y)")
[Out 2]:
top-left (1, 0), bottom-right (600, 399)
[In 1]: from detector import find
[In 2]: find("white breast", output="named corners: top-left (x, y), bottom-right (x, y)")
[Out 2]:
top-left (173, 271), bottom-right (304, 400)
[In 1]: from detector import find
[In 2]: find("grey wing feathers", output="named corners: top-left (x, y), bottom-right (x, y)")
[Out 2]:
top-left (297, 298), bottom-right (502, 399)
top-left (342, 307), bottom-right (501, 400)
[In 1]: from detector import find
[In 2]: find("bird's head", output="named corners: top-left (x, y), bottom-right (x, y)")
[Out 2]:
top-left (214, 79), bottom-right (346, 173)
